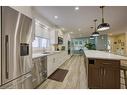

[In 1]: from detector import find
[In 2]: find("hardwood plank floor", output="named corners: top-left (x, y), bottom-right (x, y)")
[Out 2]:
top-left (38, 55), bottom-right (88, 89)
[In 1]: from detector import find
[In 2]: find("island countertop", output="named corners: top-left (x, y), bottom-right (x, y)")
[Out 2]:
top-left (84, 50), bottom-right (127, 60)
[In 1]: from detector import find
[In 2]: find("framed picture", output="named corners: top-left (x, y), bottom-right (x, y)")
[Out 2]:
top-left (118, 40), bottom-right (121, 43)
top-left (114, 42), bottom-right (117, 44)
top-left (121, 42), bottom-right (124, 46)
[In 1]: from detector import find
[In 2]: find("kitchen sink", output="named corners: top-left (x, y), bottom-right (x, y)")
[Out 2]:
top-left (42, 52), bottom-right (51, 54)
top-left (42, 51), bottom-right (60, 55)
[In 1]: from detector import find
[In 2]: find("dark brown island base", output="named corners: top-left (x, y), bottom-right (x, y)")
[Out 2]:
top-left (84, 50), bottom-right (127, 89)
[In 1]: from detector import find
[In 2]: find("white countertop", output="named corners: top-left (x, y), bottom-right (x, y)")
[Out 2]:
top-left (32, 53), bottom-right (48, 59)
top-left (32, 51), bottom-right (62, 59)
top-left (84, 50), bottom-right (127, 60)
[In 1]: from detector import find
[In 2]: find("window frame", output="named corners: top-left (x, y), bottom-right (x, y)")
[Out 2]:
top-left (32, 36), bottom-right (50, 48)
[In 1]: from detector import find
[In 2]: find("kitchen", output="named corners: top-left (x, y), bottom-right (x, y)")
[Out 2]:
top-left (0, 6), bottom-right (127, 89)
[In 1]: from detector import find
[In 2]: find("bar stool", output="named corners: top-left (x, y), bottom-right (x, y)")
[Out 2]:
top-left (120, 65), bottom-right (127, 89)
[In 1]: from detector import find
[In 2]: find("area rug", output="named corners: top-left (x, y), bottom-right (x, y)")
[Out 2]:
top-left (48, 68), bottom-right (68, 82)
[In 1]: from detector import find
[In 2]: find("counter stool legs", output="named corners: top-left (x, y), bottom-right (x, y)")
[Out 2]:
top-left (123, 69), bottom-right (127, 89)
top-left (120, 66), bottom-right (127, 89)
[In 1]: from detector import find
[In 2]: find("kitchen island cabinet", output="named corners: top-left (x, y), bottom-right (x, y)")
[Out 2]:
top-left (84, 50), bottom-right (127, 89)
top-left (88, 59), bottom-right (120, 88)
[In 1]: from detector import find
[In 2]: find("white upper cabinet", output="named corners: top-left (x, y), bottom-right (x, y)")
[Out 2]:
top-left (50, 29), bottom-right (58, 44)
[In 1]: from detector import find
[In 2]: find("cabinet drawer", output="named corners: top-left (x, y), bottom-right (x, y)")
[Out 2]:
top-left (103, 60), bottom-right (120, 68)
top-left (96, 59), bottom-right (120, 68)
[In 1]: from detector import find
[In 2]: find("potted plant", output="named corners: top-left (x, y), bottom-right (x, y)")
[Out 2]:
top-left (85, 42), bottom-right (95, 50)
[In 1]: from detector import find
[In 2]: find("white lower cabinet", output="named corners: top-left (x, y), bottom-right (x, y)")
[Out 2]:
top-left (47, 55), bottom-right (54, 77)
top-left (47, 51), bottom-right (71, 77)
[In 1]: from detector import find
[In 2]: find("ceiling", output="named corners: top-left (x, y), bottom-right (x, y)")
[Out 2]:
top-left (33, 6), bottom-right (127, 38)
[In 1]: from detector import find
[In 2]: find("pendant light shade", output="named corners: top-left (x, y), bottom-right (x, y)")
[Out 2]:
top-left (97, 23), bottom-right (110, 31)
top-left (92, 31), bottom-right (99, 37)
top-left (92, 19), bottom-right (100, 37)
top-left (97, 6), bottom-right (110, 31)
top-left (90, 35), bottom-right (94, 39)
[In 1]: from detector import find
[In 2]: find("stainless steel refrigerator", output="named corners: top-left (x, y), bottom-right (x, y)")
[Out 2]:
top-left (0, 6), bottom-right (33, 88)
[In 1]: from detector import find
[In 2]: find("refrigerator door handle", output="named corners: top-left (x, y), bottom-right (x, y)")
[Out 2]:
top-left (5, 35), bottom-right (9, 79)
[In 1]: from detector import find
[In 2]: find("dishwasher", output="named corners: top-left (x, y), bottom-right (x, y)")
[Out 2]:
top-left (32, 56), bottom-right (47, 88)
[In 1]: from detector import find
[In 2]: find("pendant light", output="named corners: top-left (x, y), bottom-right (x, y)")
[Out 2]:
top-left (97, 6), bottom-right (110, 31)
top-left (92, 19), bottom-right (99, 37)
top-left (90, 27), bottom-right (94, 39)
top-left (90, 35), bottom-right (94, 39)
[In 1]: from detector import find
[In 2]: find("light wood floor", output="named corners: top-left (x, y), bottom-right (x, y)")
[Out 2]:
top-left (38, 55), bottom-right (88, 89)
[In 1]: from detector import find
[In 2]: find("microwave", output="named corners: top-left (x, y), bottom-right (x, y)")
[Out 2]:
top-left (58, 37), bottom-right (63, 44)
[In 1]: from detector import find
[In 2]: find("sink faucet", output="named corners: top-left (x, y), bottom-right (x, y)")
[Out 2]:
top-left (42, 47), bottom-right (46, 53)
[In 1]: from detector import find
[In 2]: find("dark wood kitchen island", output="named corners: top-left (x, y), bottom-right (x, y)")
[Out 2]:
top-left (84, 50), bottom-right (127, 89)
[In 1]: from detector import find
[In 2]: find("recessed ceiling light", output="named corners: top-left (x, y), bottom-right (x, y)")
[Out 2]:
top-left (70, 32), bottom-right (73, 34)
top-left (75, 7), bottom-right (79, 11)
top-left (78, 28), bottom-right (81, 31)
top-left (54, 16), bottom-right (58, 19)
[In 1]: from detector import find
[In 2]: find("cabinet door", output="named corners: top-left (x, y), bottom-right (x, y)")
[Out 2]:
top-left (54, 54), bottom-right (58, 68)
top-left (102, 60), bottom-right (120, 89)
top-left (47, 56), bottom-right (53, 77)
top-left (88, 59), bottom-right (102, 88)
top-left (50, 30), bottom-right (58, 44)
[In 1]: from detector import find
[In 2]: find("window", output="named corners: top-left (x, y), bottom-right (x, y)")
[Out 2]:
top-left (40, 38), bottom-right (49, 48)
top-left (32, 37), bottom-right (39, 48)
top-left (32, 37), bottom-right (49, 48)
